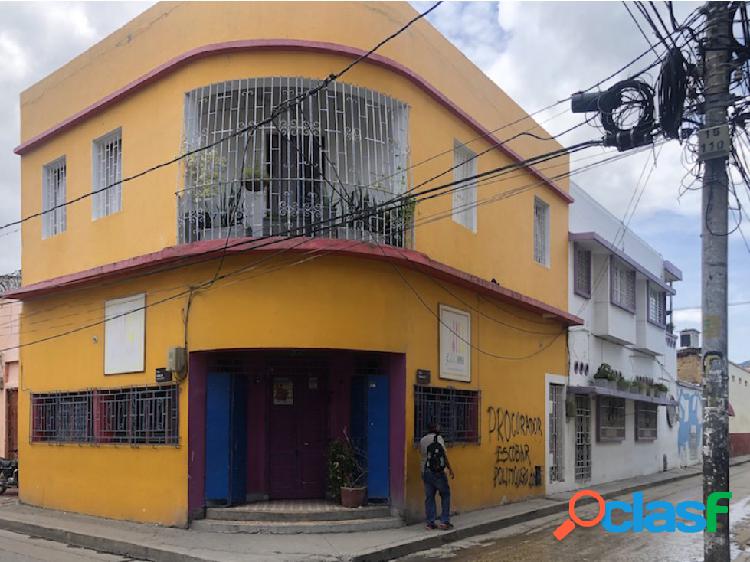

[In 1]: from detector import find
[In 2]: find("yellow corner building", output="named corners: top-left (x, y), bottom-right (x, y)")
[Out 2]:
top-left (10, 2), bottom-right (580, 527)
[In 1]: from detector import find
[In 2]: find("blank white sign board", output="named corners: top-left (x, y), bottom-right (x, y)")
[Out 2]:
top-left (104, 293), bottom-right (145, 374)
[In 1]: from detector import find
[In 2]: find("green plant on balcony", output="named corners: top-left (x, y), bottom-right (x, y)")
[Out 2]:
top-left (616, 373), bottom-right (630, 391)
top-left (653, 382), bottom-right (669, 396)
top-left (241, 164), bottom-right (270, 192)
top-left (183, 143), bottom-right (227, 200)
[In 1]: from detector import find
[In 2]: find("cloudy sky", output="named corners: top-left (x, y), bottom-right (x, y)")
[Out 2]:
top-left (0, 1), bottom-right (747, 361)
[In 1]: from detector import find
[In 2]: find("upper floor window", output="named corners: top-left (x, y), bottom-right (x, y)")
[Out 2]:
top-left (647, 283), bottom-right (667, 327)
top-left (42, 157), bottom-right (67, 238)
top-left (573, 243), bottom-right (591, 298)
top-left (178, 78), bottom-right (409, 246)
top-left (533, 197), bottom-right (550, 266)
top-left (452, 142), bottom-right (477, 232)
top-left (610, 258), bottom-right (636, 312)
top-left (92, 129), bottom-right (123, 220)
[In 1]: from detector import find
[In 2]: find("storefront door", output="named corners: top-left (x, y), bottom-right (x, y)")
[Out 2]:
top-left (268, 373), bottom-right (328, 499)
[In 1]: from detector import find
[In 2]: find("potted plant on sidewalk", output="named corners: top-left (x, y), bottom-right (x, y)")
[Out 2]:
top-left (327, 437), bottom-right (367, 508)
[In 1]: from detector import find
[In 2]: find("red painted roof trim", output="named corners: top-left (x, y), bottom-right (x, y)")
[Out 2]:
top-left (7, 237), bottom-right (582, 326)
top-left (15, 39), bottom-right (572, 204)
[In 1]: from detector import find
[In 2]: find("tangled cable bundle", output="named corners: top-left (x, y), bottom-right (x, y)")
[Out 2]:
top-left (658, 47), bottom-right (688, 139)
top-left (597, 79), bottom-right (655, 150)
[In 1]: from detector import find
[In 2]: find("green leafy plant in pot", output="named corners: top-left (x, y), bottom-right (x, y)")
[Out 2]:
top-left (327, 437), bottom-right (366, 508)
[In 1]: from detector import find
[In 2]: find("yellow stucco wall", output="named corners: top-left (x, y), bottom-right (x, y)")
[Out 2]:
top-left (18, 254), bottom-right (564, 523)
top-left (19, 1), bottom-right (569, 311)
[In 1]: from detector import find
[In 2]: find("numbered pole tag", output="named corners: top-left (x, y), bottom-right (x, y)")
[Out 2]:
top-left (698, 124), bottom-right (730, 161)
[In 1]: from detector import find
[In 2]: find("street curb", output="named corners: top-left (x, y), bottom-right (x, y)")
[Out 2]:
top-left (0, 517), bottom-right (207, 562)
top-left (0, 458), bottom-right (748, 562)
top-left (351, 457), bottom-right (750, 562)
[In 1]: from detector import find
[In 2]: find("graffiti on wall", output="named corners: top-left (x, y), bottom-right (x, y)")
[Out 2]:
top-left (487, 406), bottom-right (543, 489)
top-left (677, 384), bottom-right (702, 466)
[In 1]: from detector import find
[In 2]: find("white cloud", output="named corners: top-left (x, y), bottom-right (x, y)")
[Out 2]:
top-left (42, 3), bottom-right (96, 40)
top-left (0, 32), bottom-right (28, 81)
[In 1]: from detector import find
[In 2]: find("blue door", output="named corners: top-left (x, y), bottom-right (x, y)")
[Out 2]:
top-left (366, 374), bottom-right (389, 500)
top-left (205, 373), bottom-right (246, 506)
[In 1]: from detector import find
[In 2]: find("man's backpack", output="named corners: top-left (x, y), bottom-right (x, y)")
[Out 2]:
top-left (425, 434), bottom-right (446, 472)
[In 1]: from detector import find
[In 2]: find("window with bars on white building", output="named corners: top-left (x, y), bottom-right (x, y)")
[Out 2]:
top-left (647, 283), bottom-right (667, 327)
top-left (92, 129), bottom-right (123, 220)
top-left (452, 141), bottom-right (477, 232)
top-left (573, 243), bottom-right (591, 298)
top-left (534, 197), bottom-right (550, 266)
top-left (42, 157), bottom-right (67, 238)
top-left (177, 77), bottom-right (410, 246)
top-left (610, 258), bottom-right (636, 312)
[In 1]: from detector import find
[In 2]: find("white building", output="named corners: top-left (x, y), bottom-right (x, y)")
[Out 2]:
top-left (546, 183), bottom-right (681, 494)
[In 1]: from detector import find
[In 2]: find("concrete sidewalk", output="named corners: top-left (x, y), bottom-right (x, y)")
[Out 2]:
top-left (0, 457), bottom-right (748, 562)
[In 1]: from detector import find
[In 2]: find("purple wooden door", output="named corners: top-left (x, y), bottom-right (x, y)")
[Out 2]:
top-left (269, 373), bottom-right (328, 499)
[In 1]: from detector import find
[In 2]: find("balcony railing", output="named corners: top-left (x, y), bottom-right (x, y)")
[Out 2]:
top-left (177, 179), bottom-right (413, 247)
top-left (177, 77), bottom-right (410, 247)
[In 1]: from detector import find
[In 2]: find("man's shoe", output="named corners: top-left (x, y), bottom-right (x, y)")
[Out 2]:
top-left (438, 522), bottom-right (454, 530)
top-left (426, 522), bottom-right (437, 530)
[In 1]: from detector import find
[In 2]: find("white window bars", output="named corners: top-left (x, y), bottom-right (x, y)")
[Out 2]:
top-left (533, 197), bottom-right (550, 266)
top-left (177, 77), bottom-right (411, 246)
top-left (42, 157), bottom-right (67, 238)
top-left (92, 129), bottom-right (123, 219)
top-left (452, 141), bottom-right (477, 232)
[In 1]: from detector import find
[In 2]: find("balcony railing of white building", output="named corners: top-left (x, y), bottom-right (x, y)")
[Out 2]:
top-left (176, 77), bottom-right (412, 247)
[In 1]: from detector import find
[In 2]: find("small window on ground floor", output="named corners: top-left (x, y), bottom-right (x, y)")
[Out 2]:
top-left (635, 401), bottom-right (658, 441)
top-left (597, 396), bottom-right (626, 442)
top-left (413, 385), bottom-right (479, 444)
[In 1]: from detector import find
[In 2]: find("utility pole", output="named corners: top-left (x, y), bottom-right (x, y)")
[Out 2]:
top-left (701, 2), bottom-right (733, 561)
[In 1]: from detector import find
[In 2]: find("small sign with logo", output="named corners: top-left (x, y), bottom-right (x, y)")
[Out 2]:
top-left (416, 369), bottom-right (431, 385)
top-left (155, 368), bottom-right (172, 383)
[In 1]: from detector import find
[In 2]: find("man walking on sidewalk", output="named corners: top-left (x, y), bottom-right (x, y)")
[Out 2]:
top-left (420, 421), bottom-right (454, 530)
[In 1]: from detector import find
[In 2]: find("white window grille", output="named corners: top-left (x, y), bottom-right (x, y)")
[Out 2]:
top-left (647, 283), bottom-right (666, 327)
top-left (534, 197), bottom-right (550, 266)
top-left (42, 157), bottom-right (67, 238)
top-left (573, 243), bottom-right (591, 298)
top-left (610, 258), bottom-right (636, 312)
top-left (177, 77), bottom-right (410, 246)
top-left (92, 129), bottom-right (123, 219)
top-left (574, 395), bottom-right (591, 481)
top-left (549, 383), bottom-right (565, 482)
top-left (452, 142), bottom-right (477, 232)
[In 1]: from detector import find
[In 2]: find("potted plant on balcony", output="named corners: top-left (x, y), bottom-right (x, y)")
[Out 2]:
top-left (616, 373), bottom-right (630, 392)
top-left (241, 164), bottom-right (270, 193)
top-left (327, 437), bottom-right (366, 508)
top-left (180, 144), bottom-right (229, 240)
top-left (593, 364), bottom-right (612, 388)
top-left (654, 383), bottom-right (668, 398)
top-left (629, 380), bottom-right (641, 395)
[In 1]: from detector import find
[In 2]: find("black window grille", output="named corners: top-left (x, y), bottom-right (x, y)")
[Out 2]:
top-left (31, 391), bottom-right (94, 443)
top-left (414, 385), bottom-right (480, 444)
top-left (635, 401), bottom-right (658, 441)
top-left (597, 396), bottom-right (626, 442)
top-left (31, 385), bottom-right (179, 445)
